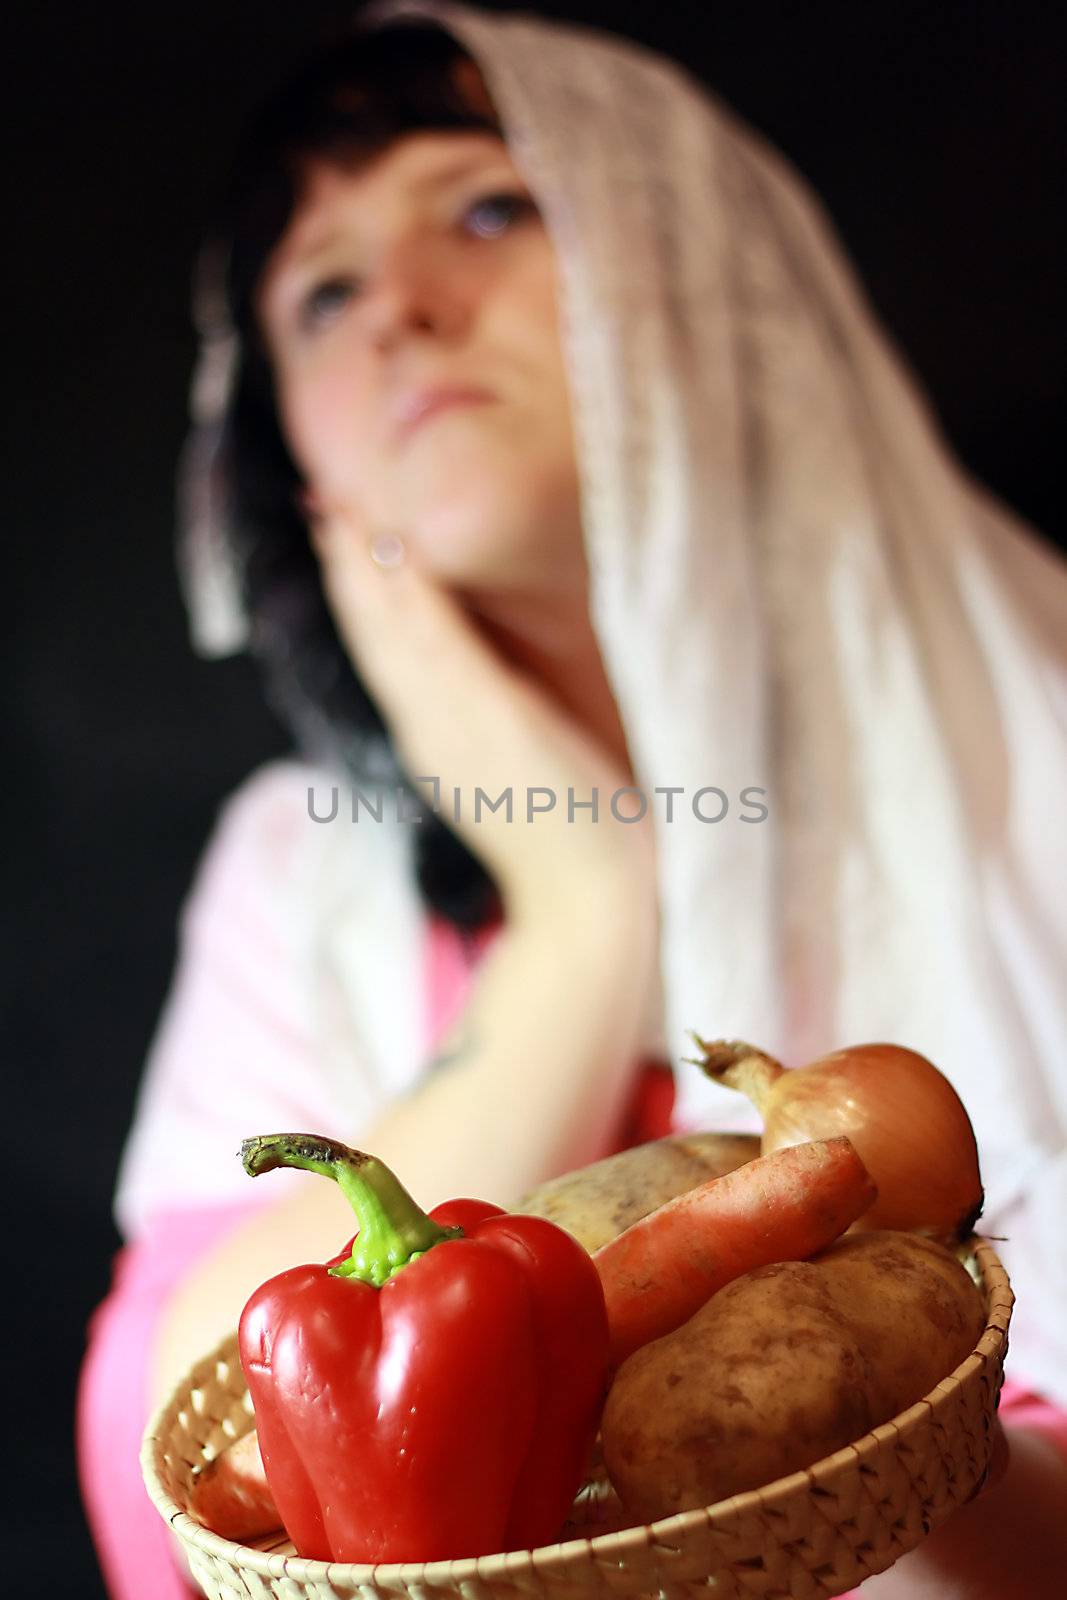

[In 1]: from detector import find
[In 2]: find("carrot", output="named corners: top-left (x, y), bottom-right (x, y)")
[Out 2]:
top-left (593, 1136), bottom-right (876, 1368)
top-left (188, 1427), bottom-right (280, 1542)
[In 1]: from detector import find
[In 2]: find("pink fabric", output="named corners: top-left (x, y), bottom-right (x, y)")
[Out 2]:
top-left (997, 1378), bottom-right (1067, 1466)
top-left (78, 910), bottom-right (1067, 1596)
top-left (77, 1201), bottom-right (265, 1600)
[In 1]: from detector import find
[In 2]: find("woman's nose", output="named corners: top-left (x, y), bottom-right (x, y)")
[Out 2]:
top-left (362, 240), bottom-right (471, 349)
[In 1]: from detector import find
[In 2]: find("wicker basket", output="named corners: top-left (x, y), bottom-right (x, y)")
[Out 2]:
top-left (142, 1235), bottom-right (1011, 1600)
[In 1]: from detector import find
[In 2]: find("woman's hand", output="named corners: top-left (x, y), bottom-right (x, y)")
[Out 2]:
top-left (311, 509), bottom-right (657, 921)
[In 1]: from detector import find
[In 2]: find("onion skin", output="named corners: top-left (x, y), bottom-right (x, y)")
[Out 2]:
top-left (687, 1037), bottom-right (984, 1243)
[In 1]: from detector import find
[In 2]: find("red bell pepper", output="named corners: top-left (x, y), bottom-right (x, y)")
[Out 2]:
top-left (237, 1133), bottom-right (610, 1564)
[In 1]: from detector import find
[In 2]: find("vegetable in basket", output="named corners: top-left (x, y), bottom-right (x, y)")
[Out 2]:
top-left (687, 1036), bottom-right (984, 1242)
top-left (202, 1132), bottom-right (876, 1542)
top-left (593, 1135), bottom-right (877, 1368)
top-left (186, 1428), bottom-right (277, 1542)
top-left (513, 1130), bottom-right (760, 1251)
top-left (601, 1229), bottom-right (988, 1520)
top-left (236, 1133), bottom-right (610, 1564)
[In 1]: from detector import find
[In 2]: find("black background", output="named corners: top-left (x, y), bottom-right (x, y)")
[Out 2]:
top-left (6, 2), bottom-right (1063, 1591)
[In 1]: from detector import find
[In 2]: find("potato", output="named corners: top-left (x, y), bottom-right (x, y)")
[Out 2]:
top-left (601, 1230), bottom-right (986, 1520)
top-left (800, 1231), bottom-right (987, 1422)
top-left (510, 1132), bottom-right (759, 1252)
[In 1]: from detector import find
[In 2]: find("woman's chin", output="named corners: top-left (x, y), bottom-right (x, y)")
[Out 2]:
top-left (397, 464), bottom-right (581, 587)
top-left (403, 494), bottom-right (539, 586)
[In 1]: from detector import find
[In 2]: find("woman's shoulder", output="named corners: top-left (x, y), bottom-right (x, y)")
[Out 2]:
top-left (210, 755), bottom-right (333, 835)
top-left (184, 756), bottom-right (423, 938)
top-left (181, 758), bottom-right (344, 933)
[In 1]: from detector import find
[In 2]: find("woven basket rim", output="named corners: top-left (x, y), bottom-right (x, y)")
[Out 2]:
top-left (141, 1232), bottom-right (1012, 1584)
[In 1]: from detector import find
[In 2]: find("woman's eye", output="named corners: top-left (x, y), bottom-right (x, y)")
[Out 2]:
top-left (292, 195), bottom-right (535, 331)
top-left (463, 191), bottom-right (538, 239)
top-left (299, 276), bottom-right (360, 331)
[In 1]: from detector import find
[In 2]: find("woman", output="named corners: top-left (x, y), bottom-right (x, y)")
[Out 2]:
top-left (79, 3), bottom-right (1067, 1595)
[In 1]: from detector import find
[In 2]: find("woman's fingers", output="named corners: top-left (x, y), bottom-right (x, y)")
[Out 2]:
top-left (313, 511), bottom-right (528, 774)
top-left (311, 509), bottom-right (657, 913)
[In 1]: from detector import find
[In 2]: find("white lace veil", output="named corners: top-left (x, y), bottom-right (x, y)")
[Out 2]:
top-left (177, 1), bottom-right (1067, 1399)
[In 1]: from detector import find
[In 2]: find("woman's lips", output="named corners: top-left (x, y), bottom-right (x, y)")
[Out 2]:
top-left (393, 387), bottom-right (497, 446)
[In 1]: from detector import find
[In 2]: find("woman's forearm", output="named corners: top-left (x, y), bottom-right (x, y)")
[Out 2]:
top-left (363, 874), bottom-right (660, 1206)
top-left (150, 874), bottom-right (658, 1410)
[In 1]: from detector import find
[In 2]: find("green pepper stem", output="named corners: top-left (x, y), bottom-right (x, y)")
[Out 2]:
top-left (240, 1133), bottom-right (462, 1286)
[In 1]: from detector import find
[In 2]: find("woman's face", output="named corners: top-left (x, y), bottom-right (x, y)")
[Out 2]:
top-left (257, 126), bottom-right (585, 600)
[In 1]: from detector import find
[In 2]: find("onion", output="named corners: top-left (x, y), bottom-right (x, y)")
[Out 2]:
top-left (686, 1036), bottom-right (984, 1242)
